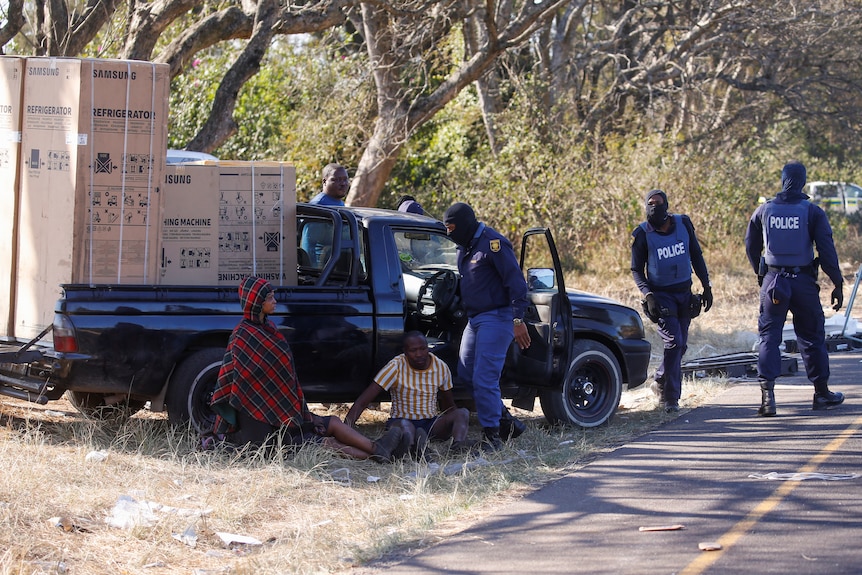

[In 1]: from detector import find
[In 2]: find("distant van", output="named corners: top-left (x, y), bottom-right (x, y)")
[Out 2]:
top-left (807, 181), bottom-right (862, 214)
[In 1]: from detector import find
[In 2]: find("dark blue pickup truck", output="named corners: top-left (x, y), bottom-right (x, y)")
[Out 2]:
top-left (0, 205), bottom-right (650, 430)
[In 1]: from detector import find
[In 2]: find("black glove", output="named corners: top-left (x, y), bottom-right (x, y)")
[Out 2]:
top-left (644, 293), bottom-right (660, 322)
top-left (702, 286), bottom-right (713, 312)
top-left (831, 285), bottom-right (844, 312)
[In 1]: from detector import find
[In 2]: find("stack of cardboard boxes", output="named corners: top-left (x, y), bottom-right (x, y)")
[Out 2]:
top-left (160, 161), bottom-right (296, 286)
top-left (0, 56), bottom-right (296, 343)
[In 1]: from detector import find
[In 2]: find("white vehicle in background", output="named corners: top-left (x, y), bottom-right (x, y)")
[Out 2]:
top-left (806, 181), bottom-right (862, 214)
top-left (166, 149), bottom-right (218, 164)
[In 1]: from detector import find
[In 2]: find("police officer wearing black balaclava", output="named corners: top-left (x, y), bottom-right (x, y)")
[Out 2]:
top-left (631, 189), bottom-right (713, 412)
top-left (745, 160), bottom-right (845, 416)
top-left (443, 202), bottom-right (531, 451)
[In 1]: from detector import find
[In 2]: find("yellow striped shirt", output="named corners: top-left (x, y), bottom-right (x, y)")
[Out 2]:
top-left (374, 353), bottom-right (452, 420)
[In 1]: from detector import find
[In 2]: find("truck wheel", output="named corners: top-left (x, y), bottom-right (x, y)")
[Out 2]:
top-left (66, 391), bottom-right (146, 421)
top-left (165, 348), bottom-right (225, 433)
top-left (539, 340), bottom-right (622, 428)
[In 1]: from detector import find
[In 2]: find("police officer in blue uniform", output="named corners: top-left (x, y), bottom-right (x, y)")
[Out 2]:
top-left (745, 161), bottom-right (845, 416)
top-left (631, 190), bottom-right (713, 412)
top-left (444, 203), bottom-right (531, 451)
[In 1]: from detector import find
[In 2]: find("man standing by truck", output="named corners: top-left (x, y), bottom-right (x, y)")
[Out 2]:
top-left (309, 163), bottom-right (349, 205)
top-left (444, 203), bottom-right (531, 451)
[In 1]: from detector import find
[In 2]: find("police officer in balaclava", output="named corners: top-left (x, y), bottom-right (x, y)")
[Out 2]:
top-left (745, 161), bottom-right (845, 416)
top-left (631, 189), bottom-right (713, 412)
top-left (443, 202), bottom-right (531, 451)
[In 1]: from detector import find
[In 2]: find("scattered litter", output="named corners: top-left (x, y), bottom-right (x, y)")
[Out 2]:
top-left (399, 494), bottom-right (414, 501)
top-left (105, 495), bottom-right (211, 529)
top-left (558, 440), bottom-right (574, 446)
top-left (28, 561), bottom-right (67, 574)
top-left (172, 523), bottom-right (198, 547)
top-left (44, 410), bottom-right (66, 417)
top-left (748, 472), bottom-right (860, 481)
top-left (215, 532), bottom-right (263, 547)
top-left (48, 515), bottom-right (92, 533)
top-left (311, 519), bottom-right (332, 528)
top-left (639, 524), bottom-right (685, 532)
top-left (366, 475), bottom-right (380, 483)
top-left (329, 467), bottom-right (351, 486)
top-left (85, 450), bottom-right (108, 463)
top-left (699, 542), bottom-right (722, 551)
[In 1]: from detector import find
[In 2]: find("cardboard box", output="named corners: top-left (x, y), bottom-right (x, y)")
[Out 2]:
top-left (0, 56), bottom-right (24, 338)
top-left (15, 58), bottom-right (168, 340)
top-left (160, 162), bottom-right (297, 286)
top-left (160, 164), bottom-right (220, 284)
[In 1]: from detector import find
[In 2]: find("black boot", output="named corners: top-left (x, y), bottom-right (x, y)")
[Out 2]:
top-left (480, 426), bottom-right (504, 453)
top-left (371, 427), bottom-right (403, 463)
top-left (499, 407), bottom-right (527, 441)
top-left (813, 384), bottom-right (845, 410)
top-left (758, 380), bottom-right (776, 417)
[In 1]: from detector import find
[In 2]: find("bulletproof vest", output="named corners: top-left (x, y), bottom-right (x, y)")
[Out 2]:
top-left (762, 201), bottom-right (813, 267)
top-left (641, 215), bottom-right (692, 287)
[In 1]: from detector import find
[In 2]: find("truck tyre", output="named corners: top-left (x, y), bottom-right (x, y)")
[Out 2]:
top-left (166, 348), bottom-right (225, 433)
top-left (66, 391), bottom-right (146, 421)
top-left (539, 340), bottom-right (622, 428)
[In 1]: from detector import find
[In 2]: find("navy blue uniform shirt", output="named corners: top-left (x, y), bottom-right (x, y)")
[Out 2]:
top-left (456, 223), bottom-right (529, 319)
top-left (631, 213), bottom-right (710, 295)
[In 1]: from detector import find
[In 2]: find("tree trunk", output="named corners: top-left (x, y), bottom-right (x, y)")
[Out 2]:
top-left (0, 0), bottom-right (27, 52)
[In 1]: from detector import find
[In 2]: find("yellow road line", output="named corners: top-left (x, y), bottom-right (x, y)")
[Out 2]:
top-left (679, 415), bottom-right (862, 575)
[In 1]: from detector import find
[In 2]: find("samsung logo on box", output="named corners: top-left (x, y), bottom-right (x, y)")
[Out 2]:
top-left (165, 173), bottom-right (192, 184)
top-left (93, 69), bottom-right (137, 80)
top-left (27, 66), bottom-right (59, 76)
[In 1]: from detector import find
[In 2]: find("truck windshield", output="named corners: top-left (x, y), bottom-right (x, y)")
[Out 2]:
top-left (394, 230), bottom-right (458, 270)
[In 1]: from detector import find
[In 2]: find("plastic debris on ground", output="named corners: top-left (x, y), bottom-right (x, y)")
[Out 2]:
top-left (748, 472), bottom-right (860, 481)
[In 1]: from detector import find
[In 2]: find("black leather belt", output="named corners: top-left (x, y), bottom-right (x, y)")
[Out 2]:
top-left (768, 264), bottom-right (812, 275)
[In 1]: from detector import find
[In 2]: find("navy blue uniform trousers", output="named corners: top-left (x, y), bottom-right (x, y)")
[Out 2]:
top-left (654, 290), bottom-right (692, 405)
top-left (758, 270), bottom-right (829, 384)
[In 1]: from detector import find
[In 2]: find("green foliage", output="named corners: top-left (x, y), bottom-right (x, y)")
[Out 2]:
top-left (169, 33), bottom-right (375, 201)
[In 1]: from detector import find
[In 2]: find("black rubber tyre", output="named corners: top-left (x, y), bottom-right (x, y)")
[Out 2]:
top-left (66, 391), bottom-right (146, 421)
top-left (539, 340), bottom-right (622, 427)
top-left (165, 348), bottom-right (225, 433)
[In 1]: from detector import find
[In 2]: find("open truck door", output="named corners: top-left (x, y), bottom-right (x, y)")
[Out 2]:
top-left (507, 228), bottom-right (623, 427)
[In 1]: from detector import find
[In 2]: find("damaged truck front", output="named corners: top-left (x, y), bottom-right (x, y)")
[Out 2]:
top-left (0, 205), bottom-right (650, 430)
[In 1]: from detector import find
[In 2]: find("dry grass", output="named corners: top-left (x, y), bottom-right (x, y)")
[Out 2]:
top-left (2, 270), bottom-right (842, 575)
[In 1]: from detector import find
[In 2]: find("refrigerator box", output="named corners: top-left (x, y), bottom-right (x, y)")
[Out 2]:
top-left (160, 162), bottom-right (297, 286)
top-left (0, 56), bottom-right (24, 338)
top-left (15, 57), bottom-right (168, 340)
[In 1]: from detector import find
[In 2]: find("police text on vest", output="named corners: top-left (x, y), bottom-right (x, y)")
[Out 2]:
top-left (768, 216), bottom-right (800, 229)
top-left (656, 242), bottom-right (686, 260)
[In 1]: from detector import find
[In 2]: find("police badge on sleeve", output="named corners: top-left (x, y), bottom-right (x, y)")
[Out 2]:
top-left (490, 239), bottom-right (501, 252)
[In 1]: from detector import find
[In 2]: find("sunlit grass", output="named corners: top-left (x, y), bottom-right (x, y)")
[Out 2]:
top-left (0, 270), bottom-right (771, 574)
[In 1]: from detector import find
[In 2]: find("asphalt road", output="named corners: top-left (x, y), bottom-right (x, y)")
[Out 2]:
top-left (355, 351), bottom-right (862, 575)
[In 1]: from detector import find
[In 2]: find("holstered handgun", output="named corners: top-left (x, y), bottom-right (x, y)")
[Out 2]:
top-left (757, 257), bottom-right (767, 286)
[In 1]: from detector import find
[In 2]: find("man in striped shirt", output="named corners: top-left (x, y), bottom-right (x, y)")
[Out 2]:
top-left (346, 331), bottom-right (471, 457)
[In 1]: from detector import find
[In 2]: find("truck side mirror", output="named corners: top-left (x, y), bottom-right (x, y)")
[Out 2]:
top-left (528, 268), bottom-right (555, 290)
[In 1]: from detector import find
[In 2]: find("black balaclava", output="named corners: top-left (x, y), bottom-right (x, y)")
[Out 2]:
top-left (779, 161), bottom-right (808, 200)
top-left (645, 189), bottom-right (669, 228)
top-left (444, 202), bottom-right (480, 247)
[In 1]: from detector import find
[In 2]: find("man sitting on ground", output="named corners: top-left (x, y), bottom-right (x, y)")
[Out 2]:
top-left (346, 331), bottom-right (472, 458)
